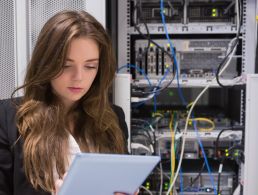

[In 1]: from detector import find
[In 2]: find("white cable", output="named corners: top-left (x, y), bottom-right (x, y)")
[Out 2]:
top-left (149, 124), bottom-right (155, 132)
top-left (140, 185), bottom-right (153, 195)
top-left (218, 163), bottom-right (223, 174)
top-left (156, 132), bottom-right (182, 141)
top-left (227, 37), bottom-right (238, 55)
top-left (150, 144), bottom-right (154, 153)
top-left (165, 41), bottom-right (238, 195)
top-left (131, 143), bottom-right (152, 153)
top-left (233, 184), bottom-right (241, 195)
top-left (131, 93), bottom-right (155, 103)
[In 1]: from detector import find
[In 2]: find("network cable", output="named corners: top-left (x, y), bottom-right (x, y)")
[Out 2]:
top-left (215, 0), bottom-right (242, 87)
top-left (164, 17), bottom-right (239, 195)
top-left (193, 120), bottom-right (217, 195)
top-left (160, 0), bottom-right (186, 106)
top-left (159, 1), bottom-right (218, 194)
top-left (132, 1), bottom-right (176, 96)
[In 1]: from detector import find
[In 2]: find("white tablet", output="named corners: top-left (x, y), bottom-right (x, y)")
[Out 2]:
top-left (58, 153), bottom-right (160, 195)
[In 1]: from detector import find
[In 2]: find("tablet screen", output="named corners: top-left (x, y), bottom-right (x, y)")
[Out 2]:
top-left (58, 153), bottom-right (160, 195)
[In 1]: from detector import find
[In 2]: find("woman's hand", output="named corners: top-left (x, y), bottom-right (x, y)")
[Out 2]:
top-left (54, 173), bottom-right (67, 195)
top-left (114, 189), bottom-right (139, 195)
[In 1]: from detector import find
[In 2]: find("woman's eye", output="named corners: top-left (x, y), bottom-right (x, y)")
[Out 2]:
top-left (63, 65), bottom-right (72, 68)
top-left (84, 65), bottom-right (97, 69)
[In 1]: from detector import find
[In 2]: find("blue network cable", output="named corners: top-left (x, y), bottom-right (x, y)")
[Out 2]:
top-left (193, 120), bottom-right (217, 195)
top-left (160, 0), bottom-right (187, 106)
top-left (179, 164), bottom-right (184, 195)
top-left (153, 67), bottom-right (170, 112)
top-left (118, 64), bottom-right (171, 111)
top-left (160, 1), bottom-right (187, 192)
top-left (160, 1), bottom-right (217, 194)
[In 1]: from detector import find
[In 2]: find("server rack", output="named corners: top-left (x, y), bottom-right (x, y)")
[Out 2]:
top-left (115, 0), bottom-right (257, 194)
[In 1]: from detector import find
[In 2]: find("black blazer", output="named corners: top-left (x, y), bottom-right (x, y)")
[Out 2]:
top-left (0, 98), bottom-right (128, 195)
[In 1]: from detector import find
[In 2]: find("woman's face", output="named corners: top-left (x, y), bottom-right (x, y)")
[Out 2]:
top-left (51, 37), bottom-right (99, 110)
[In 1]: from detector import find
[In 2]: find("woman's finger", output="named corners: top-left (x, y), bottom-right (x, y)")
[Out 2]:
top-left (54, 179), bottom-right (64, 195)
top-left (113, 190), bottom-right (139, 195)
top-left (63, 172), bottom-right (67, 179)
top-left (54, 172), bottom-right (67, 195)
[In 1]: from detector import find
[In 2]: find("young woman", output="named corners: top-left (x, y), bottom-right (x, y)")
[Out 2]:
top-left (0, 10), bottom-right (130, 195)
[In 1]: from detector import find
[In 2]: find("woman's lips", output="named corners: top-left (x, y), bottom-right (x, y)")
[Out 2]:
top-left (68, 87), bottom-right (83, 93)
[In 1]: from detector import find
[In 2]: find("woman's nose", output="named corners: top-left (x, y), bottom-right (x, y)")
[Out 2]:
top-left (73, 67), bottom-right (83, 80)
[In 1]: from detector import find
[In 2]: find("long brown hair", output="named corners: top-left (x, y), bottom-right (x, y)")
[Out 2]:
top-left (13, 10), bottom-right (125, 192)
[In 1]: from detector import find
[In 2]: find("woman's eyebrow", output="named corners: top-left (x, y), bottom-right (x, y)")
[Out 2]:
top-left (66, 58), bottom-right (99, 62)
